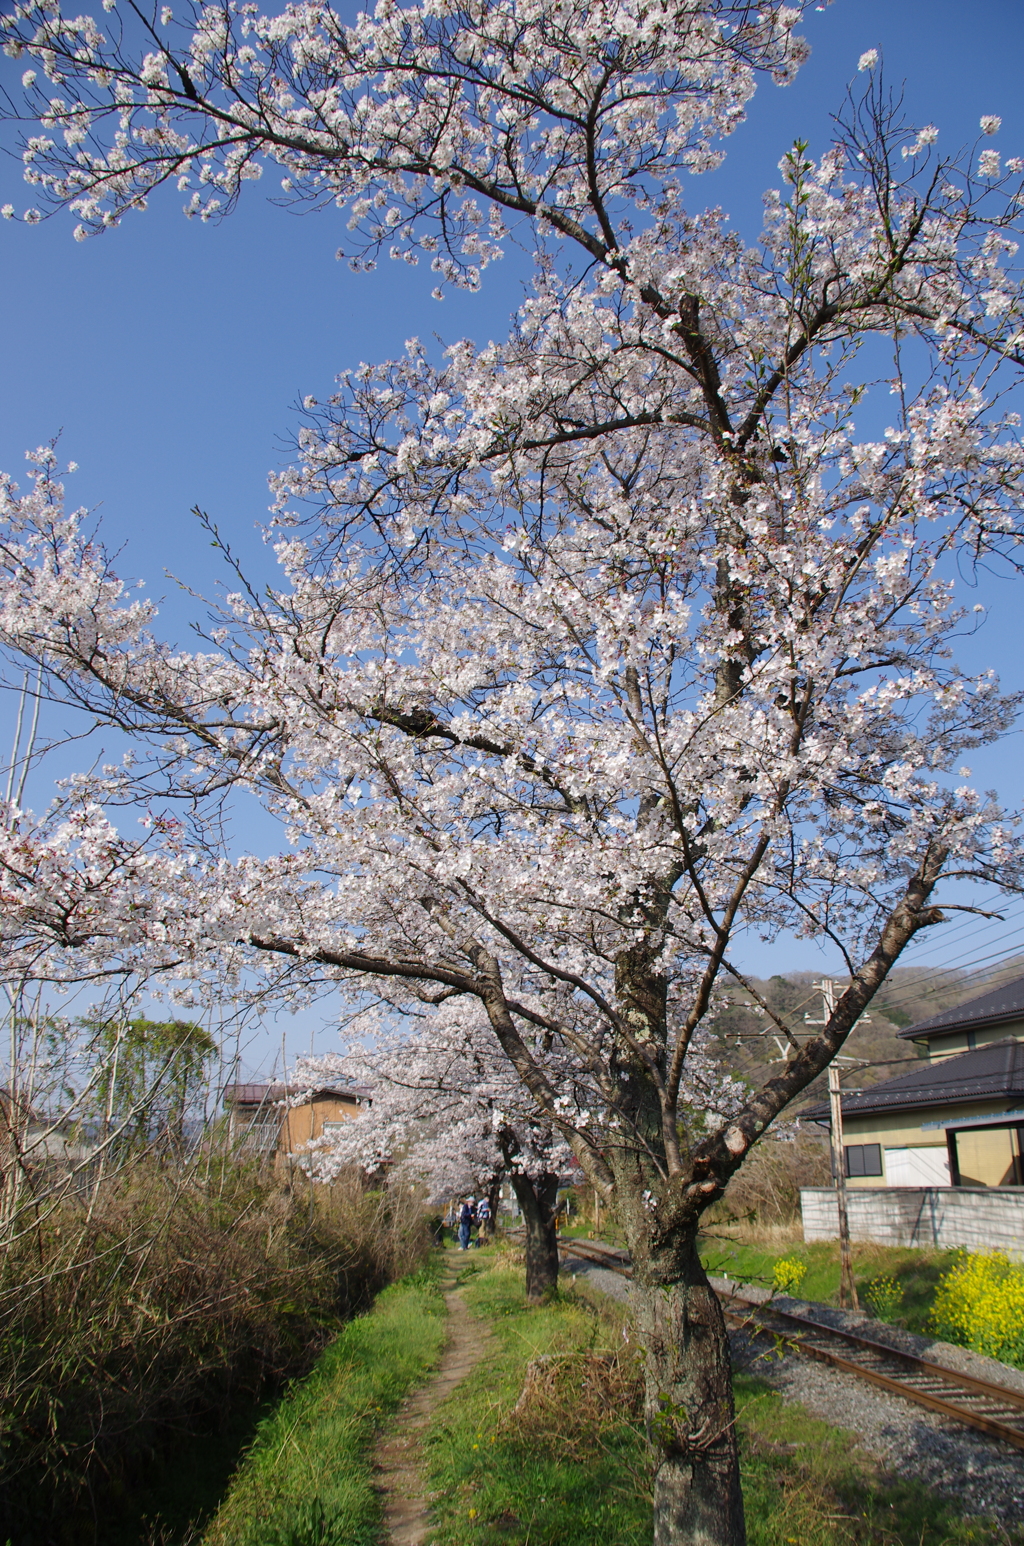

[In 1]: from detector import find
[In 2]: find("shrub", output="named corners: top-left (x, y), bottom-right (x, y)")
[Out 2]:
top-left (716, 1133), bottom-right (832, 1225)
top-left (929, 1250), bottom-right (1024, 1368)
top-left (0, 1159), bottom-right (430, 1544)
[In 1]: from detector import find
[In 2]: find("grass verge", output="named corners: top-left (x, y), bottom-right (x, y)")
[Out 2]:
top-left (423, 1259), bottom-right (1022, 1546)
top-left (425, 1258), bottom-right (650, 1545)
top-left (700, 1233), bottom-right (957, 1331)
top-left (198, 1265), bottom-right (446, 1546)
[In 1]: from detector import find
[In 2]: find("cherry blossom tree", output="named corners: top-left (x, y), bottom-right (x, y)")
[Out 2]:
top-left (3, 5), bottom-right (1024, 1542)
top-left (291, 990), bottom-right (748, 1300)
top-left (292, 1001), bottom-right (576, 1296)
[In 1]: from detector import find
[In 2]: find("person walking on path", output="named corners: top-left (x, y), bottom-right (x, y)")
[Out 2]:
top-left (458, 1197), bottom-right (474, 1251)
top-left (475, 1196), bottom-right (491, 1243)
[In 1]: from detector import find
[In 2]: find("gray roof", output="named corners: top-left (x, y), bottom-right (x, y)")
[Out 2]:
top-left (897, 975), bottom-right (1024, 1040)
top-left (802, 1038), bottom-right (1024, 1123)
top-left (223, 1081), bottom-right (370, 1107)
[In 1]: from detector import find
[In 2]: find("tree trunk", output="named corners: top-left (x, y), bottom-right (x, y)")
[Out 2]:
top-left (509, 1170), bottom-right (560, 1303)
top-left (487, 1174), bottom-right (501, 1238)
top-left (630, 1228), bottom-right (745, 1546)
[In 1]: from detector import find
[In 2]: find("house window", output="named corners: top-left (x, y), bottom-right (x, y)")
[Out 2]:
top-left (844, 1143), bottom-right (883, 1178)
top-left (948, 1125), bottom-right (1023, 1187)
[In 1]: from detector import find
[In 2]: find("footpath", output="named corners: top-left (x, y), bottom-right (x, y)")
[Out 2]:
top-left (374, 1262), bottom-right (493, 1546)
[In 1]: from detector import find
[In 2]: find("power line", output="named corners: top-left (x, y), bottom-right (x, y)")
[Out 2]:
top-left (898, 902), bottom-right (1024, 962)
top-left (875, 939), bottom-right (1024, 1013)
top-left (894, 902), bottom-right (1024, 965)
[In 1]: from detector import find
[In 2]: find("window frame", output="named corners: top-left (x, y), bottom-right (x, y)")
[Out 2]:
top-left (844, 1142), bottom-right (883, 1178)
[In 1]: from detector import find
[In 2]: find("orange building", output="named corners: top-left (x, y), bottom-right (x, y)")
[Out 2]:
top-left (222, 1081), bottom-right (370, 1164)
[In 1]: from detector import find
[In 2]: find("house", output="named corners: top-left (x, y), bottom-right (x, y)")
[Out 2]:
top-left (802, 976), bottom-right (1024, 1189)
top-left (0, 1089), bottom-right (97, 1185)
top-left (222, 1080), bottom-right (370, 1163)
top-left (895, 975), bottom-right (1024, 1062)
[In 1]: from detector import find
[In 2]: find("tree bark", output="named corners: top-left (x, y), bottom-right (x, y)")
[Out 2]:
top-left (629, 1225), bottom-right (745, 1546)
top-left (509, 1169), bottom-right (560, 1303)
top-left (486, 1173), bottom-right (501, 1238)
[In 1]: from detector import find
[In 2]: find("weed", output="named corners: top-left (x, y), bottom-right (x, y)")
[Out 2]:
top-left (0, 1161), bottom-right (431, 1545)
top-left (422, 1261), bottom-right (1022, 1546)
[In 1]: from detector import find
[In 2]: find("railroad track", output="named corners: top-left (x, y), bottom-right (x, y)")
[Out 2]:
top-left (558, 1237), bottom-right (632, 1276)
top-left (556, 1239), bottom-right (1024, 1454)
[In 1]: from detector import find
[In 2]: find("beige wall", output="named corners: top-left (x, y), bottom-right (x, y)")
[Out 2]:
top-left (954, 1127), bottom-right (1021, 1187)
top-left (835, 1100), bottom-right (1015, 1187)
top-left (279, 1094), bottom-right (362, 1154)
top-left (922, 1017), bottom-right (1024, 1061)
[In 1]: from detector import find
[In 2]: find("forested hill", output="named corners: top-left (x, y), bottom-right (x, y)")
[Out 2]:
top-left (708, 957), bottom-right (1024, 1103)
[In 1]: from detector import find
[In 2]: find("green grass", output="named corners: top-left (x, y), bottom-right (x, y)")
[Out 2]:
top-left (141, 1246), bottom-right (1018, 1546)
top-left (197, 1265), bottom-right (447, 1546)
top-left (423, 1260), bottom-right (1021, 1546)
top-left (700, 1234), bottom-right (957, 1331)
top-left (423, 1262), bottom-right (650, 1546)
top-left (735, 1376), bottom-right (1022, 1545)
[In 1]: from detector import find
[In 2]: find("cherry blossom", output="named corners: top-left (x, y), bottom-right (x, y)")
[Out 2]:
top-left (1, 7), bottom-right (1024, 1541)
top-left (293, 1000), bottom-right (580, 1297)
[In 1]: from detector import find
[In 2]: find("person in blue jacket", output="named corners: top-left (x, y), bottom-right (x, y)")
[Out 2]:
top-left (458, 1197), bottom-right (474, 1251)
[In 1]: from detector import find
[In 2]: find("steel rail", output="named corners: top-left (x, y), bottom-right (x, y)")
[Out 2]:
top-left (556, 1241), bottom-right (1024, 1453)
top-left (720, 1288), bottom-right (1024, 1415)
top-left (719, 1292), bottom-right (1024, 1453)
top-left (558, 1238), bottom-right (632, 1273)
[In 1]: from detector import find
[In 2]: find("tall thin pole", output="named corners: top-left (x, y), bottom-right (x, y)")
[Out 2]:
top-left (827, 1062), bottom-right (859, 1311)
top-left (806, 978), bottom-right (861, 1312)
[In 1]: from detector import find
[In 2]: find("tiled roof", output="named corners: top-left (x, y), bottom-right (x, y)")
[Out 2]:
top-left (801, 1038), bottom-right (1024, 1122)
top-left (897, 975), bottom-right (1024, 1040)
top-left (222, 1082), bottom-right (289, 1106)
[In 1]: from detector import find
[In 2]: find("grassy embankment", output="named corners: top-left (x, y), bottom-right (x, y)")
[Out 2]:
top-left (204, 1243), bottom-right (1021, 1546)
top-left (198, 1266), bottom-right (447, 1546)
top-left (563, 1218), bottom-right (954, 1329)
top-left (697, 1229), bottom-right (957, 1331)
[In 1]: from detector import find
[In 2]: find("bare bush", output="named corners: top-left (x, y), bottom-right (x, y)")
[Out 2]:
top-left (0, 1156), bottom-right (431, 1545)
top-left (505, 1345), bottom-right (645, 1462)
top-left (712, 1131), bottom-right (832, 1227)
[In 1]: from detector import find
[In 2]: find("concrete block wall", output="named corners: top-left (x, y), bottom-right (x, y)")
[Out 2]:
top-left (800, 1186), bottom-right (1024, 1259)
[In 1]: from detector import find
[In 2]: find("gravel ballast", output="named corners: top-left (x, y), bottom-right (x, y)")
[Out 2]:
top-left (561, 1257), bottom-right (1024, 1523)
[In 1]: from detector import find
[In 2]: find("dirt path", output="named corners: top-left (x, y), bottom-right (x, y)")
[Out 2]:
top-left (374, 1264), bottom-right (491, 1546)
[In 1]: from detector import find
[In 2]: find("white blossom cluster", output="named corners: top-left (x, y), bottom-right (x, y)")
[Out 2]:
top-left (0, 2), bottom-right (1022, 1244)
top-left (290, 998), bottom-right (576, 1198)
top-left (1, 0), bottom-right (808, 254)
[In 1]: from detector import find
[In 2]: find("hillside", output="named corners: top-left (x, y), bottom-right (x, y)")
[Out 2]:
top-left (706, 957), bottom-right (1024, 1114)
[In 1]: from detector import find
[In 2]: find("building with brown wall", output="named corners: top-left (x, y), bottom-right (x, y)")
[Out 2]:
top-left (222, 1081), bottom-right (370, 1164)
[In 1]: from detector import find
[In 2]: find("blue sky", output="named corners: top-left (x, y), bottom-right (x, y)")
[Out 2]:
top-left (1, 0), bottom-right (1023, 1072)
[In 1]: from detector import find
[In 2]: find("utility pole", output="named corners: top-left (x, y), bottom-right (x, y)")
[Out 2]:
top-left (826, 1061), bottom-right (858, 1311)
top-left (805, 979), bottom-right (863, 1312)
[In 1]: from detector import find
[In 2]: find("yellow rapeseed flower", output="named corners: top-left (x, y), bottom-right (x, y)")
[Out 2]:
top-left (772, 1257), bottom-right (807, 1295)
top-left (930, 1250), bottom-right (1024, 1367)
